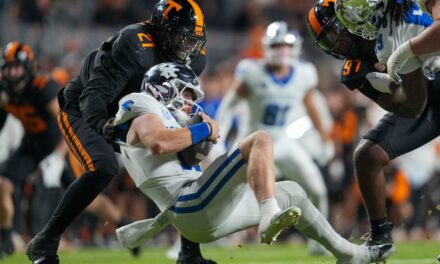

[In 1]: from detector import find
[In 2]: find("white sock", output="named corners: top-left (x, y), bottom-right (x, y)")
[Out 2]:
top-left (259, 198), bottom-right (281, 216)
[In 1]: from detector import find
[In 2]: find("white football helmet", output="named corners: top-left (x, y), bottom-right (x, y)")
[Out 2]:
top-left (262, 21), bottom-right (303, 66)
top-left (335, 0), bottom-right (387, 40)
top-left (142, 62), bottom-right (204, 126)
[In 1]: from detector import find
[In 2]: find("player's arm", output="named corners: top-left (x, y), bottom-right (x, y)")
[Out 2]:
top-left (80, 29), bottom-right (151, 135)
top-left (405, 0), bottom-right (440, 56)
top-left (128, 112), bottom-right (218, 155)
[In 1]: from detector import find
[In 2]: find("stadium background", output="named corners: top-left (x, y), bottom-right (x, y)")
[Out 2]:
top-left (0, 0), bottom-right (439, 262)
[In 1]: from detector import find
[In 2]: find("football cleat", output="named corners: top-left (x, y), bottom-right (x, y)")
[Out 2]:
top-left (176, 252), bottom-right (217, 264)
top-left (259, 206), bottom-right (302, 245)
top-left (26, 233), bottom-right (60, 264)
top-left (336, 243), bottom-right (395, 264)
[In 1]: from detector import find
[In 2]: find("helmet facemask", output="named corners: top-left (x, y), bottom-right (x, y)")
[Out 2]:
top-left (166, 78), bottom-right (204, 126)
top-left (167, 27), bottom-right (206, 63)
top-left (309, 15), bottom-right (361, 59)
top-left (335, 0), bottom-right (385, 40)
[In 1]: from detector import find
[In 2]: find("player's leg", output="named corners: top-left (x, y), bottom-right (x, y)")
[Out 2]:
top-left (275, 181), bottom-right (394, 263)
top-left (26, 111), bottom-right (118, 264)
top-left (275, 139), bottom-right (328, 218)
top-left (274, 139), bottom-right (329, 254)
top-left (171, 132), bottom-right (300, 244)
top-left (0, 176), bottom-right (14, 256)
top-left (354, 110), bottom-right (440, 245)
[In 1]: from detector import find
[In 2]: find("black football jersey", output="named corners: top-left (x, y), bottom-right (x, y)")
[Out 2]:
top-left (340, 55), bottom-right (378, 91)
top-left (63, 21), bottom-right (207, 134)
top-left (1, 75), bottom-right (61, 148)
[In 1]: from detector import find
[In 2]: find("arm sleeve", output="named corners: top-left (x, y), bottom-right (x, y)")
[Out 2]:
top-left (41, 79), bottom-right (61, 104)
top-left (79, 29), bottom-right (152, 134)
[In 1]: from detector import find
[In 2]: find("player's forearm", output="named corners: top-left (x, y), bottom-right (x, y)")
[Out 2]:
top-left (54, 139), bottom-right (68, 157)
top-left (377, 93), bottom-right (425, 118)
top-left (140, 128), bottom-right (193, 155)
top-left (304, 92), bottom-right (329, 142)
top-left (410, 21), bottom-right (440, 56)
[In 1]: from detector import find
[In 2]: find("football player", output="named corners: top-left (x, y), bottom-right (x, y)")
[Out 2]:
top-left (335, 0), bottom-right (435, 118)
top-left (387, 0), bottom-right (440, 80)
top-left (309, 0), bottom-right (440, 253)
top-left (216, 21), bottom-right (333, 255)
top-left (26, 1), bottom-right (212, 264)
top-left (0, 41), bottom-right (67, 257)
top-left (114, 62), bottom-right (395, 264)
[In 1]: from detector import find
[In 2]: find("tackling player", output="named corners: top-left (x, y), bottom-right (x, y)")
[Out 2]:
top-left (309, 0), bottom-right (440, 253)
top-left (26, 1), bottom-right (212, 264)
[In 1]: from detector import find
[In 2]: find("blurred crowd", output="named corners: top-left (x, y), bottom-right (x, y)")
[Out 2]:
top-left (0, 0), bottom-right (439, 253)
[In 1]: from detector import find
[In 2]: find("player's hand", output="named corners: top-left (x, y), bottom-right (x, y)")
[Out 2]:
top-left (199, 112), bottom-right (220, 143)
top-left (387, 40), bottom-right (414, 84)
top-left (102, 117), bottom-right (116, 142)
top-left (39, 152), bottom-right (65, 188)
top-left (366, 72), bottom-right (396, 94)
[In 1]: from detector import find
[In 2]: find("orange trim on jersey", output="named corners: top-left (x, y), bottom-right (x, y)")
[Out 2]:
top-left (61, 112), bottom-right (95, 171)
top-left (187, 0), bottom-right (204, 36)
top-left (5, 42), bottom-right (20, 63)
top-left (308, 8), bottom-right (322, 35)
top-left (68, 150), bottom-right (85, 179)
top-left (201, 48), bottom-right (206, 55)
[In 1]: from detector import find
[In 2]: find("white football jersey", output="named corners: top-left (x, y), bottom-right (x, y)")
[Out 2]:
top-left (235, 59), bottom-right (318, 137)
top-left (114, 92), bottom-right (201, 211)
top-left (375, 4), bottom-right (435, 74)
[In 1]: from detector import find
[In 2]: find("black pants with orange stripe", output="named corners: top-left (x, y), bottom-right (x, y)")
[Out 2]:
top-left (41, 110), bottom-right (119, 237)
top-left (57, 111), bottom-right (118, 176)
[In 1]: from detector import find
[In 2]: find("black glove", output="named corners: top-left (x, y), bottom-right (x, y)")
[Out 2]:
top-left (101, 117), bottom-right (116, 142)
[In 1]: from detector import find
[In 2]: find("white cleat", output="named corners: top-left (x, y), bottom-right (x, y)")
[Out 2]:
top-left (259, 206), bottom-right (301, 245)
top-left (336, 243), bottom-right (396, 264)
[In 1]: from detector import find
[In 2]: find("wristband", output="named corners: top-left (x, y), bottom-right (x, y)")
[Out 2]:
top-left (188, 122), bottom-right (211, 144)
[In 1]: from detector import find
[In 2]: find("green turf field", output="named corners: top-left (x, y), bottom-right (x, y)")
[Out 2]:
top-left (4, 242), bottom-right (439, 264)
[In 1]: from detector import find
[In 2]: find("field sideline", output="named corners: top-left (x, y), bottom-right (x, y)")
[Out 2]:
top-left (4, 242), bottom-right (439, 264)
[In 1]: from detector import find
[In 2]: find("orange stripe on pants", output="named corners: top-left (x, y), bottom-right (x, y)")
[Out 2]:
top-left (60, 112), bottom-right (95, 171)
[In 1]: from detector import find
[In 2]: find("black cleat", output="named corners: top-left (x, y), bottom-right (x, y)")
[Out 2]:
top-left (176, 252), bottom-right (217, 264)
top-left (26, 233), bottom-right (60, 264)
top-left (129, 246), bottom-right (141, 257)
top-left (2, 234), bottom-right (15, 255)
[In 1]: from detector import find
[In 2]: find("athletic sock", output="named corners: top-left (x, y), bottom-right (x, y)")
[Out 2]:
top-left (44, 171), bottom-right (114, 238)
top-left (259, 198), bottom-right (281, 216)
top-left (180, 235), bottom-right (202, 257)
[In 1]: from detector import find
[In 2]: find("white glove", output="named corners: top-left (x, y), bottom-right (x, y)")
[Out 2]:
top-left (366, 72), bottom-right (395, 94)
top-left (39, 152), bottom-right (65, 188)
top-left (387, 40), bottom-right (414, 83)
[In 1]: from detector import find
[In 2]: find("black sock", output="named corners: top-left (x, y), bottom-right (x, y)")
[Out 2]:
top-left (370, 218), bottom-right (390, 235)
top-left (0, 229), bottom-right (11, 241)
top-left (44, 171), bottom-right (114, 237)
top-left (180, 235), bottom-right (202, 256)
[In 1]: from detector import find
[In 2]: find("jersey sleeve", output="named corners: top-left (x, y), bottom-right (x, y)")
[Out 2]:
top-left (114, 93), bottom-right (163, 125)
top-left (40, 79), bottom-right (61, 104)
top-left (340, 58), bottom-right (377, 90)
top-left (79, 25), bottom-right (155, 134)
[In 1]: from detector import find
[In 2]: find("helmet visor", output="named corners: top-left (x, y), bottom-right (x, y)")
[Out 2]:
top-left (171, 30), bottom-right (206, 62)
